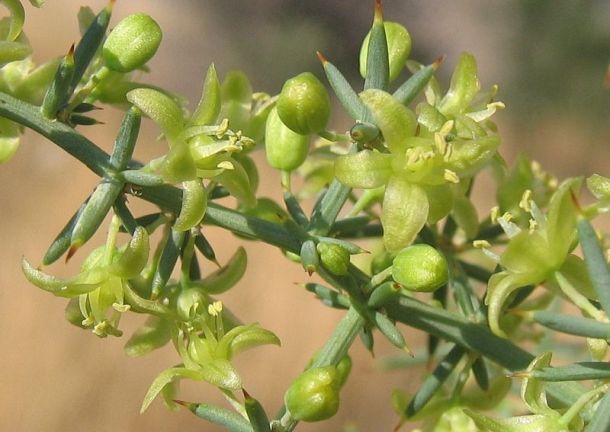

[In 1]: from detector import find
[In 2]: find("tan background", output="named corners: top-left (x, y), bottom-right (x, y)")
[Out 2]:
top-left (1, 1), bottom-right (608, 431)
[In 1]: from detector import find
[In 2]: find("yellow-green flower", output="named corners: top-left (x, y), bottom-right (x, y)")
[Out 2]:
top-left (22, 225), bottom-right (149, 337)
top-left (140, 301), bottom-right (280, 412)
top-left (483, 178), bottom-right (584, 337)
top-left (335, 54), bottom-right (501, 252)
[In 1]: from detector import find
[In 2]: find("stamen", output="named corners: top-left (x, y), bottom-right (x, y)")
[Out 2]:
top-left (519, 189), bottom-right (532, 212)
top-left (465, 101), bottom-right (505, 122)
top-left (444, 169), bottom-right (459, 184)
top-left (473, 240), bottom-right (491, 249)
top-left (406, 147), bottom-right (421, 165)
top-left (217, 161), bottom-right (234, 170)
top-left (497, 212), bottom-right (521, 238)
top-left (208, 301), bottom-right (223, 317)
top-left (443, 142), bottom-right (453, 161)
top-left (112, 302), bottom-right (130, 313)
top-left (434, 133), bottom-right (447, 155)
top-left (529, 200), bottom-right (546, 230)
top-left (93, 321), bottom-right (109, 337)
top-left (473, 239), bottom-right (501, 263)
top-left (439, 120), bottom-right (454, 137)
top-left (490, 206), bottom-right (500, 224)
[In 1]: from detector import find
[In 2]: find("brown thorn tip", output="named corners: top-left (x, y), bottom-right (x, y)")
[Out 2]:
top-left (242, 388), bottom-right (251, 399)
top-left (393, 419), bottom-right (406, 432)
top-left (173, 399), bottom-right (191, 408)
top-left (316, 51), bottom-right (327, 64)
top-left (68, 43), bottom-right (75, 56)
top-left (433, 55), bottom-right (446, 69)
top-left (403, 345), bottom-right (415, 358)
top-left (66, 244), bottom-right (80, 262)
top-left (374, 0), bottom-right (383, 20)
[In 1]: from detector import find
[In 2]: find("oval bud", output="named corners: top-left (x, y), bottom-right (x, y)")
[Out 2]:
top-left (391, 244), bottom-right (448, 292)
top-left (103, 13), bottom-right (162, 73)
top-left (360, 22), bottom-right (412, 83)
top-left (300, 240), bottom-right (320, 275)
top-left (277, 72), bottom-right (330, 135)
top-left (317, 242), bottom-right (350, 276)
top-left (265, 107), bottom-right (309, 171)
top-left (284, 366), bottom-right (341, 422)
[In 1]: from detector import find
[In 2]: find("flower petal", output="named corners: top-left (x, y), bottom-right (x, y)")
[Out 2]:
top-left (141, 367), bottom-right (204, 413)
top-left (381, 177), bottom-right (428, 252)
top-left (500, 231), bottom-right (552, 279)
top-left (486, 271), bottom-right (538, 338)
top-left (127, 88), bottom-right (183, 141)
top-left (546, 177), bottom-right (581, 260)
top-left (124, 316), bottom-right (172, 357)
top-left (199, 359), bottom-right (241, 390)
top-left (438, 52), bottom-right (480, 115)
top-left (334, 150), bottom-right (392, 189)
top-left (360, 89), bottom-right (416, 153)
top-left (521, 352), bottom-right (554, 415)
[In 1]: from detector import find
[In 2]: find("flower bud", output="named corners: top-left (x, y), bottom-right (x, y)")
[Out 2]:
top-left (265, 107), bottom-right (309, 171)
top-left (392, 244), bottom-right (448, 292)
top-left (317, 242), bottom-right (350, 276)
top-left (277, 72), bottom-right (330, 135)
top-left (300, 240), bottom-right (320, 275)
top-left (284, 366), bottom-right (341, 422)
top-left (360, 22), bottom-right (411, 83)
top-left (103, 13), bottom-right (162, 73)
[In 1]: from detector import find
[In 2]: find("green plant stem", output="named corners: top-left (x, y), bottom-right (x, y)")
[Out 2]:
top-left (278, 307), bottom-right (364, 431)
top-left (0, 91), bottom-right (111, 177)
top-left (0, 89), bottom-right (587, 423)
top-left (385, 297), bottom-right (584, 410)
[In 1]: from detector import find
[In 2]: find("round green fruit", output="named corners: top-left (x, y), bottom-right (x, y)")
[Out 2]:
top-left (277, 72), bottom-right (330, 135)
top-left (103, 14), bottom-right (162, 73)
top-left (391, 244), bottom-right (448, 292)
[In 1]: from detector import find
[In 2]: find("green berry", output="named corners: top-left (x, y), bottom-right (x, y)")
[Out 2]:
top-left (265, 107), bottom-right (309, 171)
top-left (391, 244), bottom-right (448, 292)
top-left (103, 13), bottom-right (162, 73)
top-left (284, 366), bottom-right (341, 422)
top-left (277, 72), bottom-right (330, 135)
top-left (317, 242), bottom-right (350, 276)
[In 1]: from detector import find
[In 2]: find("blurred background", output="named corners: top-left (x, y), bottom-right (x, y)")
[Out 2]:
top-left (1, 1), bottom-right (608, 431)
